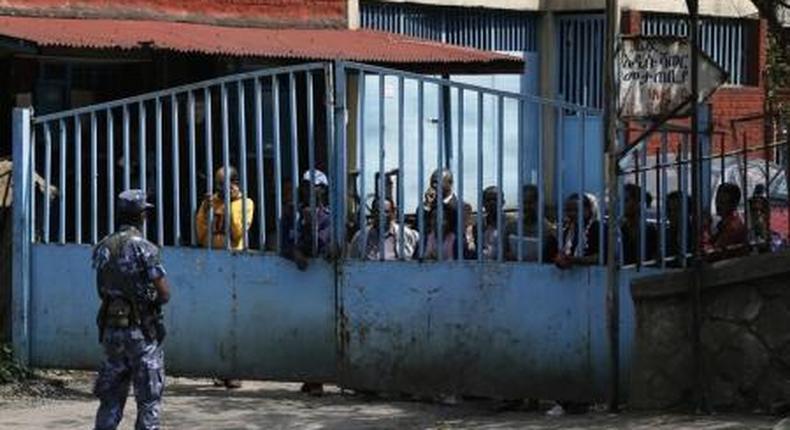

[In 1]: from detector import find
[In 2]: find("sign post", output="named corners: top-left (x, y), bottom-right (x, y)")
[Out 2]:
top-left (603, 0), bottom-right (620, 413)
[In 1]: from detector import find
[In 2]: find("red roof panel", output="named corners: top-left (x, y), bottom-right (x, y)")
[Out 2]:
top-left (0, 16), bottom-right (522, 66)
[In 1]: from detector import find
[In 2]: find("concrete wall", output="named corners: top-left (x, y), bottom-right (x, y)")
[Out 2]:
top-left (0, 0), bottom-right (348, 28)
top-left (367, 0), bottom-right (757, 17)
top-left (630, 251), bottom-right (790, 413)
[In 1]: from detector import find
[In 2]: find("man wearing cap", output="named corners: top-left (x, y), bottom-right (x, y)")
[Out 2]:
top-left (92, 189), bottom-right (171, 430)
top-left (196, 166), bottom-right (255, 251)
top-left (281, 169), bottom-right (332, 270)
top-left (280, 169), bottom-right (331, 396)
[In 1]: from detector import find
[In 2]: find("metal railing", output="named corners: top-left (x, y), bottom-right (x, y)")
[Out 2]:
top-left (617, 121), bottom-right (789, 269)
top-left (336, 61), bottom-right (604, 263)
top-left (30, 62), bottom-right (333, 257)
top-left (26, 61), bottom-right (611, 267)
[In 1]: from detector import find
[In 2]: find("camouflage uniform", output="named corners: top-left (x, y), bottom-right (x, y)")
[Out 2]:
top-left (93, 191), bottom-right (167, 430)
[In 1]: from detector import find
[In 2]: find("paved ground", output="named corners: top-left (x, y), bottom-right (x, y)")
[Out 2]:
top-left (0, 371), bottom-right (784, 429)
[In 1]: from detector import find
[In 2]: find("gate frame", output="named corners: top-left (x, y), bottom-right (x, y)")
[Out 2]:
top-left (12, 107), bottom-right (32, 365)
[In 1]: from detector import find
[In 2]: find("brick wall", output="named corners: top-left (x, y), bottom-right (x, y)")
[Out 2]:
top-left (0, 0), bottom-right (348, 28)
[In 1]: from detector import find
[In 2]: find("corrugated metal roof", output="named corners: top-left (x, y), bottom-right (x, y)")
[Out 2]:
top-left (0, 16), bottom-right (521, 66)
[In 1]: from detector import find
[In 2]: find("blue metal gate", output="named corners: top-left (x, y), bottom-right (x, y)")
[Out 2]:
top-left (13, 61), bottom-right (657, 401)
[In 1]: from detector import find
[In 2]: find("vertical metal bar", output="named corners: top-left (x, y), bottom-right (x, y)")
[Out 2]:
top-left (306, 72), bottom-right (317, 256)
top-left (736, 22), bottom-right (743, 84)
top-left (577, 111), bottom-right (586, 259)
top-left (618, 168), bottom-right (625, 266)
top-left (221, 83), bottom-right (231, 250)
top-left (74, 115), bottom-right (82, 244)
top-left (537, 102), bottom-right (545, 263)
top-left (90, 112), bottom-right (98, 244)
top-left (720, 133), bottom-right (726, 185)
top-left (476, 93), bottom-right (484, 262)
top-left (238, 81), bottom-right (249, 250)
top-left (43, 123), bottom-right (52, 244)
top-left (556, 108), bottom-right (565, 252)
top-left (378, 73), bottom-right (386, 261)
top-left (639, 143), bottom-right (647, 266)
top-left (138, 101), bottom-right (147, 237)
top-left (188, 91), bottom-right (197, 246)
top-left (106, 109), bottom-right (115, 234)
top-left (496, 95), bottom-right (504, 262)
top-left (11, 108), bottom-right (32, 366)
top-left (597, 111), bottom-right (605, 266)
top-left (254, 79), bottom-right (267, 250)
top-left (171, 94), bottom-right (181, 246)
top-left (398, 76), bottom-right (406, 259)
top-left (680, 136), bottom-right (689, 266)
top-left (742, 131), bottom-right (749, 240)
top-left (30, 126), bottom-right (35, 241)
top-left (357, 72), bottom-right (367, 257)
top-left (59, 119), bottom-right (67, 244)
top-left (327, 63), bottom-right (341, 254)
top-left (155, 97), bottom-right (164, 246)
top-left (204, 88), bottom-right (214, 250)
top-left (516, 98), bottom-right (525, 262)
top-left (575, 20), bottom-right (582, 106)
top-left (603, 0), bottom-right (621, 411)
top-left (786, 131), bottom-right (790, 244)
top-left (660, 132), bottom-right (668, 268)
top-left (456, 88), bottom-right (465, 261)
top-left (289, 73), bottom-right (300, 251)
top-left (123, 104), bottom-right (130, 190)
top-left (764, 131), bottom-right (771, 237)
top-left (273, 76), bottom-right (283, 253)
top-left (436, 83), bottom-right (445, 261)
top-left (417, 79), bottom-right (424, 258)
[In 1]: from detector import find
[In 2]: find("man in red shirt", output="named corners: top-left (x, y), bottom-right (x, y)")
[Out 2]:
top-left (708, 182), bottom-right (748, 260)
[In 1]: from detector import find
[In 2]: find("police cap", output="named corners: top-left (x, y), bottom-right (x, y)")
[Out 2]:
top-left (117, 189), bottom-right (154, 215)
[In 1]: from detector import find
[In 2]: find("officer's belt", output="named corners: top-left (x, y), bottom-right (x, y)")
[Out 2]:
top-left (104, 298), bottom-right (137, 328)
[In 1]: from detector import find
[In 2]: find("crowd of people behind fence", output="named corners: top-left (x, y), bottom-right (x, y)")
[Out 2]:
top-left (193, 164), bottom-right (787, 269)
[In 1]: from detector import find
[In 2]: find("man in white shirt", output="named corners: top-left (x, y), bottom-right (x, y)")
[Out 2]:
top-left (349, 197), bottom-right (418, 260)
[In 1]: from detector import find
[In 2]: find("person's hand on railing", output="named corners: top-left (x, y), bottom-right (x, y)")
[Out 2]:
top-left (554, 253), bottom-right (573, 270)
top-left (293, 249), bottom-right (309, 271)
top-left (423, 187), bottom-right (437, 210)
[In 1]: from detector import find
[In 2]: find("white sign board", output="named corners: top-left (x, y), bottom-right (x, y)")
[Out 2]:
top-left (618, 36), bottom-right (726, 119)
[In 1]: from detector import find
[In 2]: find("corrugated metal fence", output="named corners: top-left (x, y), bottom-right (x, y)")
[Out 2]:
top-left (360, 1), bottom-right (538, 52)
top-left (641, 13), bottom-right (757, 86)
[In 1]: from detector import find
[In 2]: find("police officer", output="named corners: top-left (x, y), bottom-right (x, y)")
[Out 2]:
top-left (92, 189), bottom-right (171, 430)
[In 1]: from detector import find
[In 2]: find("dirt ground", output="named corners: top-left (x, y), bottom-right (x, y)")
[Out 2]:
top-left (0, 371), bottom-right (785, 430)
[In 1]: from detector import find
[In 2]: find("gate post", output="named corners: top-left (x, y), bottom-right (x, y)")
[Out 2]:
top-left (332, 61), bottom-right (348, 251)
top-left (12, 107), bottom-right (32, 365)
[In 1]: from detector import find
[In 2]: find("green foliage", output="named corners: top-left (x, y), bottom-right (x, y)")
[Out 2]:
top-left (0, 343), bottom-right (29, 384)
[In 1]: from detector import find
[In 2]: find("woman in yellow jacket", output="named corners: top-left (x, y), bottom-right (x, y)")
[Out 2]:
top-left (196, 166), bottom-right (255, 251)
top-left (195, 166), bottom-right (254, 390)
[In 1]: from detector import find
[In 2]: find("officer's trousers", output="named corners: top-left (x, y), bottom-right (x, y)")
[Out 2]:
top-left (94, 327), bottom-right (164, 430)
